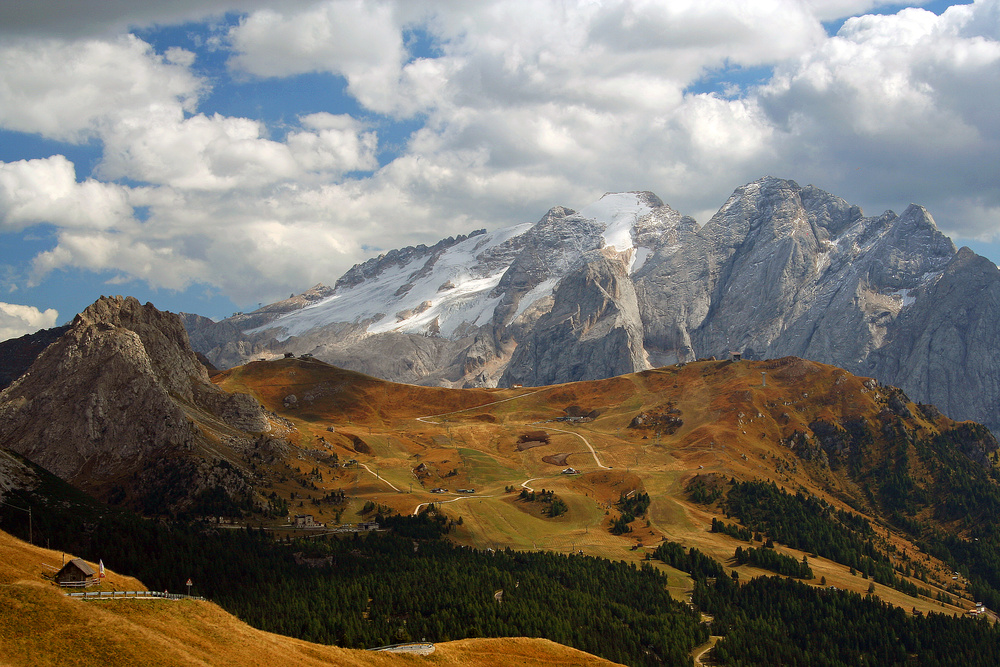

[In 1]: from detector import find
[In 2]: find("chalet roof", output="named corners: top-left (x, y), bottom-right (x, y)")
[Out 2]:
top-left (60, 558), bottom-right (95, 576)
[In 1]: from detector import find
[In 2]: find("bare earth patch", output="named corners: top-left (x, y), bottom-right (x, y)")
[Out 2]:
top-left (517, 440), bottom-right (549, 451)
top-left (541, 453), bottom-right (570, 466)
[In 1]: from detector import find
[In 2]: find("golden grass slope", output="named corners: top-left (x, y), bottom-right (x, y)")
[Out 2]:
top-left (0, 529), bottom-right (620, 667)
top-left (213, 355), bottom-right (990, 617)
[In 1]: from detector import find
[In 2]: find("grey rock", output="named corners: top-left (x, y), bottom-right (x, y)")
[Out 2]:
top-left (0, 295), bottom-right (270, 511)
top-left (182, 177), bottom-right (1000, 432)
top-left (502, 249), bottom-right (646, 386)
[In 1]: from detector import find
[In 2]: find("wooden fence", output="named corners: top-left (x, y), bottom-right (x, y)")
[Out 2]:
top-left (65, 590), bottom-right (205, 601)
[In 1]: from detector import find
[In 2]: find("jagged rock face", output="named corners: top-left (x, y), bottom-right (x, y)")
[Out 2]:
top-left (683, 182), bottom-right (955, 370)
top-left (867, 247), bottom-right (1000, 426)
top-left (0, 296), bottom-right (269, 510)
top-left (183, 177), bottom-right (1000, 431)
top-left (502, 249), bottom-right (646, 386)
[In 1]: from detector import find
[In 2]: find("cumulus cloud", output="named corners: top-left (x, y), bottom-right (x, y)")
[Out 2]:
top-left (0, 302), bottom-right (59, 342)
top-left (287, 113), bottom-right (379, 174)
top-left (0, 34), bottom-right (202, 143)
top-left (0, 156), bottom-right (133, 231)
top-left (227, 1), bottom-right (413, 114)
top-left (0, 0), bottom-right (998, 311)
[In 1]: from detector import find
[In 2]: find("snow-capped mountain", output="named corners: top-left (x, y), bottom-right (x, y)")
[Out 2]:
top-left (183, 177), bottom-right (1000, 432)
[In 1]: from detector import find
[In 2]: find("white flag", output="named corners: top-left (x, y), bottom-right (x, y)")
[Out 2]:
top-left (99, 560), bottom-right (105, 578)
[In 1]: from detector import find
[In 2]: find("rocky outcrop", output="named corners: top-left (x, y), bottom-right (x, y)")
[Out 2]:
top-left (866, 247), bottom-right (1000, 426)
top-left (183, 177), bottom-right (1000, 432)
top-left (0, 296), bottom-right (270, 513)
top-left (502, 249), bottom-right (646, 386)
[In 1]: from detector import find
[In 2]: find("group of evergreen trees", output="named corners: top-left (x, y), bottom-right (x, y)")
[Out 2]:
top-left (696, 575), bottom-right (1000, 666)
top-left (733, 546), bottom-right (812, 579)
top-left (653, 540), bottom-right (727, 581)
top-left (717, 480), bottom-right (931, 597)
top-left (518, 488), bottom-right (568, 517)
top-left (611, 491), bottom-right (650, 535)
top-left (652, 537), bottom-right (1000, 665)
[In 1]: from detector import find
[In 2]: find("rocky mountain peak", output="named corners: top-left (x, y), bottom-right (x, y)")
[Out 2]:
top-left (182, 178), bottom-right (1000, 432)
top-left (71, 295), bottom-right (210, 401)
top-left (0, 296), bottom-right (269, 511)
top-left (539, 205), bottom-right (576, 222)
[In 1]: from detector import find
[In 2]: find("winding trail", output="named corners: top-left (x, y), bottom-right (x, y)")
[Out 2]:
top-left (408, 388), bottom-right (612, 518)
top-left (412, 493), bottom-right (496, 516)
top-left (358, 462), bottom-right (402, 492)
top-left (533, 424), bottom-right (611, 470)
top-left (692, 636), bottom-right (721, 666)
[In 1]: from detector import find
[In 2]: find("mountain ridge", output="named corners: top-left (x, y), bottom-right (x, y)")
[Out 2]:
top-left (181, 177), bottom-right (998, 433)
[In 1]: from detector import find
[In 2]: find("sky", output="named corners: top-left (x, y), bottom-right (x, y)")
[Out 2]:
top-left (0, 0), bottom-right (998, 341)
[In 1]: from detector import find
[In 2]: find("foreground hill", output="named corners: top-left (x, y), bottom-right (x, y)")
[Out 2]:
top-left (184, 177), bottom-right (1000, 434)
top-left (0, 528), bottom-right (620, 667)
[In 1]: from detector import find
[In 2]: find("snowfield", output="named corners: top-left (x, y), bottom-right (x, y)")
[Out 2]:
top-left (251, 194), bottom-right (657, 340)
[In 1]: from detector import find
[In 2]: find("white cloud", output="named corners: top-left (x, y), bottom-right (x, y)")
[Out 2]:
top-left (227, 1), bottom-right (412, 114)
top-left (287, 113), bottom-right (379, 173)
top-left (0, 156), bottom-right (133, 231)
top-left (0, 30), bottom-right (382, 194)
top-left (224, 0), bottom-right (828, 116)
top-left (0, 302), bottom-right (59, 342)
top-left (1, 0), bottom-right (999, 312)
top-left (0, 34), bottom-right (202, 143)
top-left (98, 110), bottom-right (301, 190)
top-left (96, 108), bottom-right (381, 191)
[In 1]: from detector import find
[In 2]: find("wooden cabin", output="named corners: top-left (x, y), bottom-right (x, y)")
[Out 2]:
top-left (55, 558), bottom-right (98, 587)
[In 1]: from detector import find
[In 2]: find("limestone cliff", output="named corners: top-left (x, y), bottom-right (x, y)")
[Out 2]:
top-left (502, 249), bottom-right (646, 386)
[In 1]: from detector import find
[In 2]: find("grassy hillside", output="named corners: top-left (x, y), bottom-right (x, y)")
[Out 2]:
top-left (0, 528), bottom-right (621, 667)
top-left (211, 356), bottom-right (1000, 615)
